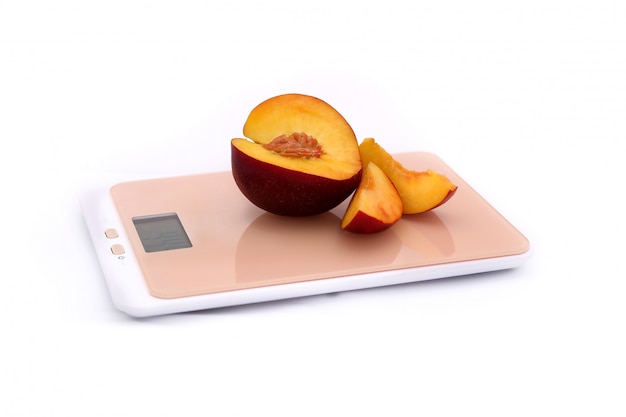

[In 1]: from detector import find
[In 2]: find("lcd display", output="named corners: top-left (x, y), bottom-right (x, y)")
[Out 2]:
top-left (132, 213), bottom-right (192, 253)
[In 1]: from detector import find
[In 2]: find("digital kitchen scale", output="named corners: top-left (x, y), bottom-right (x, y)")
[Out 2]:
top-left (81, 151), bottom-right (531, 317)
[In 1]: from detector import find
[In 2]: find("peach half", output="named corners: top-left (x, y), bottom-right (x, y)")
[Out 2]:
top-left (231, 94), bottom-right (362, 216)
top-left (359, 138), bottom-right (457, 214)
top-left (341, 162), bottom-right (403, 234)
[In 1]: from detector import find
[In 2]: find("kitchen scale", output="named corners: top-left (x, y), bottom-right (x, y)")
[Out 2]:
top-left (81, 151), bottom-right (531, 317)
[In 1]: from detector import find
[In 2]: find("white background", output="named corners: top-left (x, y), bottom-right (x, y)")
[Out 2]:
top-left (1, 1), bottom-right (625, 416)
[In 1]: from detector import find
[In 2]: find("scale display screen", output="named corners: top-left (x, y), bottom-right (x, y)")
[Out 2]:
top-left (132, 213), bottom-right (192, 253)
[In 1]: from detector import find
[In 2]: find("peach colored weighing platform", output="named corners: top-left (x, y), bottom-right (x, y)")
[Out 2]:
top-left (107, 152), bottom-right (530, 301)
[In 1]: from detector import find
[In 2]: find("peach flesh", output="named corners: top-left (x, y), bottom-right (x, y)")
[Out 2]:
top-left (341, 162), bottom-right (403, 234)
top-left (359, 138), bottom-right (457, 214)
top-left (239, 94), bottom-right (362, 180)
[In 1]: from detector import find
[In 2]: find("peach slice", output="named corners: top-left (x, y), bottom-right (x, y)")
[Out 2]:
top-left (341, 162), bottom-right (403, 234)
top-left (231, 94), bottom-right (362, 216)
top-left (359, 138), bottom-right (457, 214)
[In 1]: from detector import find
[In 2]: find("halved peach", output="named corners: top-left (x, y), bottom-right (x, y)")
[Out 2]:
top-left (341, 162), bottom-right (403, 234)
top-left (359, 138), bottom-right (457, 214)
top-left (231, 94), bottom-right (362, 216)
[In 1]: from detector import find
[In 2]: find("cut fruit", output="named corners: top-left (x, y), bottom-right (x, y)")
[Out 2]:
top-left (231, 94), bottom-right (362, 216)
top-left (359, 138), bottom-right (457, 214)
top-left (341, 162), bottom-right (403, 234)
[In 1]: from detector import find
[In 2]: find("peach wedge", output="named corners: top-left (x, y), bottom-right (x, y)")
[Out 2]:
top-left (359, 138), bottom-right (457, 214)
top-left (341, 162), bottom-right (403, 234)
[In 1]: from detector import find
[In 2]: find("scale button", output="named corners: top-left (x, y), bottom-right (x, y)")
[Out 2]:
top-left (105, 228), bottom-right (119, 239)
top-left (111, 244), bottom-right (125, 255)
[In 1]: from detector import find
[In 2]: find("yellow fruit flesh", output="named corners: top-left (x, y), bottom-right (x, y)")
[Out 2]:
top-left (341, 162), bottom-right (403, 229)
top-left (359, 138), bottom-right (457, 214)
